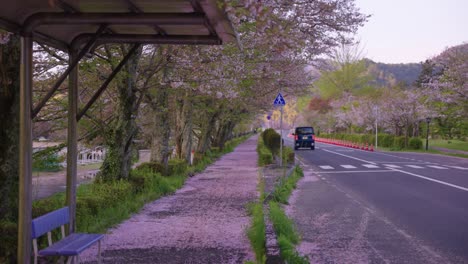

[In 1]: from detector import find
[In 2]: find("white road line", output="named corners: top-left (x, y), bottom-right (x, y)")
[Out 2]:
top-left (427, 165), bottom-right (448, 169)
top-left (320, 170), bottom-right (392, 174)
top-left (448, 166), bottom-right (468, 170)
top-left (390, 168), bottom-right (468, 192)
top-left (383, 164), bottom-right (402, 168)
top-left (319, 165), bottom-right (334, 170)
top-left (341, 165), bottom-right (357, 169)
top-left (362, 164), bottom-right (380, 168)
top-left (377, 161), bottom-right (425, 164)
top-left (322, 149), bottom-right (377, 165)
top-left (406, 165), bottom-right (424, 169)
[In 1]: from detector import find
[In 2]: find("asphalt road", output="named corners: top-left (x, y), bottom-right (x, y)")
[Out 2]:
top-left (283, 135), bottom-right (468, 264)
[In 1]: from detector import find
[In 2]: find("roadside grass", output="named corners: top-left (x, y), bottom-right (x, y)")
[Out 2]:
top-left (269, 166), bottom-right (308, 264)
top-left (246, 173), bottom-right (267, 264)
top-left (271, 166), bottom-right (303, 204)
top-left (253, 132), bottom-right (308, 264)
top-left (429, 139), bottom-right (468, 152)
top-left (269, 201), bottom-right (299, 244)
top-left (78, 162), bottom-right (103, 171)
top-left (376, 146), bottom-right (468, 159)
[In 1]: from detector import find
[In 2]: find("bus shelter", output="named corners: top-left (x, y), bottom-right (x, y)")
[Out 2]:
top-left (0, 0), bottom-right (237, 262)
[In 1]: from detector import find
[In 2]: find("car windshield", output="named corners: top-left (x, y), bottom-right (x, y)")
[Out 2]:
top-left (296, 127), bottom-right (314, 134)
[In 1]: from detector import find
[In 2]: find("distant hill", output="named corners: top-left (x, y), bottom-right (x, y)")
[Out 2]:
top-left (364, 59), bottom-right (422, 87)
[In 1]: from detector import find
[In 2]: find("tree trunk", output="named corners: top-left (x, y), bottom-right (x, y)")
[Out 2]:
top-left (149, 67), bottom-right (171, 166)
top-left (0, 35), bottom-right (20, 220)
top-left (197, 108), bottom-right (219, 154)
top-left (0, 34), bottom-right (20, 262)
top-left (99, 45), bottom-right (142, 181)
top-left (214, 119), bottom-right (234, 150)
top-left (181, 90), bottom-right (193, 163)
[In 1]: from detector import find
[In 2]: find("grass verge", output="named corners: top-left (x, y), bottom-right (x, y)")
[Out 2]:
top-left (246, 173), bottom-right (267, 264)
top-left (376, 146), bottom-right (468, 159)
top-left (271, 166), bottom-right (304, 204)
top-left (429, 139), bottom-right (468, 152)
top-left (269, 166), bottom-right (308, 264)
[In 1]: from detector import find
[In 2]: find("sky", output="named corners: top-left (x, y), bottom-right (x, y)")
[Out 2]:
top-left (354, 0), bottom-right (468, 64)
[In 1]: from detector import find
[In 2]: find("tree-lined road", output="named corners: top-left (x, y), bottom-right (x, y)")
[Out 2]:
top-left (284, 136), bottom-right (468, 263)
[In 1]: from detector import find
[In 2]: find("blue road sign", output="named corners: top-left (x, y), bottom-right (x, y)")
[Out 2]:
top-left (273, 93), bottom-right (286, 106)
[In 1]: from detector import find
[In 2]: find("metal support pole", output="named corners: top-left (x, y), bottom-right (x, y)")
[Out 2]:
top-left (280, 106), bottom-right (283, 167)
top-left (66, 48), bottom-right (78, 234)
top-left (18, 35), bottom-right (33, 264)
top-left (375, 120), bottom-right (378, 150)
top-left (426, 121), bottom-right (430, 151)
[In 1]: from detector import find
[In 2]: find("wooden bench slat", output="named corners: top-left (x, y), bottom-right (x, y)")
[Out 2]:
top-left (39, 233), bottom-right (104, 256)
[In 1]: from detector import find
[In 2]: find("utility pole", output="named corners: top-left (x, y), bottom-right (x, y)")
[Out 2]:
top-left (426, 117), bottom-right (431, 151)
top-left (375, 119), bottom-right (378, 150)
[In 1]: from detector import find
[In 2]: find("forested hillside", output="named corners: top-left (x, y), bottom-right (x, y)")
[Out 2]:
top-left (365, 59), bottom-right (422, 86)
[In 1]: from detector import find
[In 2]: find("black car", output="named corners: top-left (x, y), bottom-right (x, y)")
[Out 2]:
top-left (293, 126), bottom-right (315, 150)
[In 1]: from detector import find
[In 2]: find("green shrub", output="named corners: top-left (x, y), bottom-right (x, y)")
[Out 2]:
top-left (135, 162), bottom-right (166, 175)
top-left (393, 136), bottom-right (406, 150)
top-left (262, 129), bottom-right (281, 155)
top-left (33, 152), bottom-right (63, 172)
top-left (135, 159), bottom-right (187, 177)
top-left (282, 146), bottom-right (295, 164)
top-left (167, 159), bottom-right (188, 176)
top-left (0, 220), bottom-right (17, 263)
top-left (379, 134), bottom-right (395, 147)
top-left (408, 137), bottom-right (423, 150)
top-left (257, 137), bottom-right (273, 166)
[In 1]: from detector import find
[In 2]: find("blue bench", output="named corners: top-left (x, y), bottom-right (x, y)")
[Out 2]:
top-left (32, 207), bottom-right (104, 264)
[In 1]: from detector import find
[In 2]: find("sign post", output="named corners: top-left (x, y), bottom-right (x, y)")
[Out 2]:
top-left (273, 93), bottom-right (286, 167)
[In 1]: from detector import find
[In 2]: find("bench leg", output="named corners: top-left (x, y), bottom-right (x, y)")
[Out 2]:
top-left (98, 240), bottom-right (102, 264)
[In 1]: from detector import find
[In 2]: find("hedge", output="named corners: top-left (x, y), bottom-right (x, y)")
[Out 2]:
top-left (319, 133), bottom-right (423, 150)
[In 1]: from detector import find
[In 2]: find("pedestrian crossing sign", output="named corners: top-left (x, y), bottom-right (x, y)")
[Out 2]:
top-left (273, 93), bottom-right (286, 106)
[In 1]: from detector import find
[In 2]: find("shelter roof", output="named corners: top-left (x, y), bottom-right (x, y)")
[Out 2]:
top-left (0, 0), bottom-right (237, 50)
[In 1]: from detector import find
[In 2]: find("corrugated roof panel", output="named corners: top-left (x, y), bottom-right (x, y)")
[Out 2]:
top-left (0, 0), bottom-right (238, 49)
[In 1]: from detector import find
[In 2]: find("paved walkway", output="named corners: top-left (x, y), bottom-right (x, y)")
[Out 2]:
top-left (81, 135), bottom-right (259, 263)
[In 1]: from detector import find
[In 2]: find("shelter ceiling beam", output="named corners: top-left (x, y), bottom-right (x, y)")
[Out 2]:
top-left (23, 13), bottom-right (206, 33)
top-left (74, 34), bottom-right (221, 46)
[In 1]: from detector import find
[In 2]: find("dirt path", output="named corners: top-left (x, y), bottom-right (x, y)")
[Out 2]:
top-left (81, 136), bottom-right (259, 263)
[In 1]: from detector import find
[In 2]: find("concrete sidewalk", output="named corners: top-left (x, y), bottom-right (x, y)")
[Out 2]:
top-left (81, 135), bottom-right (259, 264)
